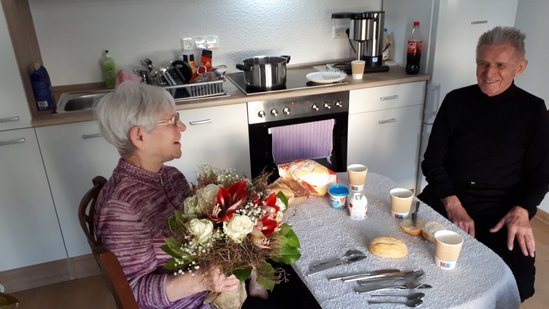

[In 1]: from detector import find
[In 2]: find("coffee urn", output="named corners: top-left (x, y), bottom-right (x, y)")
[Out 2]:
top-left (332, 11), bottom-right (389, 73)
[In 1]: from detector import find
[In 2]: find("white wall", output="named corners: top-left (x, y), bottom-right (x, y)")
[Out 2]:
top-left (29, 0), bottom-right (382, 86)
top-left (515, 0), bottom-right (549, 213)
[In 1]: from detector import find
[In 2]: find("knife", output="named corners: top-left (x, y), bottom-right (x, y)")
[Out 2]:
top-left (411, 201), bottom-right (420, 227)
top-left (307, 250), bottom-right (367, 276)
top-left (327, 269), bottom-right (400, 281)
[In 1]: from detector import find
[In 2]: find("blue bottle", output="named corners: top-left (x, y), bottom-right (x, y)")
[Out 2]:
top-left (30, 63), bottom-right (55, 111)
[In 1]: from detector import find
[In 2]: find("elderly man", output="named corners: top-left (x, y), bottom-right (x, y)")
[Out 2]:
top-left (418, 26), bottom-right (549, 301)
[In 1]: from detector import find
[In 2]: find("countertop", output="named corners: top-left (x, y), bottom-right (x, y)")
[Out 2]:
top-left (31, 65), bottom-right (429, 128)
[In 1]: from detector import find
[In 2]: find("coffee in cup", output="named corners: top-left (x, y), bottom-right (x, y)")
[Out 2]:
top-left (347, 164), bottom-right (368, 192)
top-left (389, 188), bottom-right (414, 219)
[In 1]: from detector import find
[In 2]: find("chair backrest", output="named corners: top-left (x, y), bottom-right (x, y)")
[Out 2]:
top-left (78, 176), bottom-right (139, 309)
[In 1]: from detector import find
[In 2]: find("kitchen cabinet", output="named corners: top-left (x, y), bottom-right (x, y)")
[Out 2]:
top-left (348, 81), bottom-right (425, 190)
top-left (0, 128), bottom-right (66, 271)
top-left (0, 4), bottom-right (31, 131)
top-left (36, 121), bottom-right (119, 257)
top-left (167, 103), bottom-right (251, 183)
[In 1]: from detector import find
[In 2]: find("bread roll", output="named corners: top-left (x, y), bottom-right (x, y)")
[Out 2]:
top-left (368, 236), bottom-right (408, 258)
top-left (400, 219), bottom-right (425, 236)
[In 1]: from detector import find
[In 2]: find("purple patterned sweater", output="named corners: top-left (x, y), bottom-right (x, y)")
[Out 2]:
top-left (95, 159), bottom-right (213, 308)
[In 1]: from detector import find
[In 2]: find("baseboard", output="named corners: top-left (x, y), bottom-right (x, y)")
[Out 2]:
top-left (536, 208), bottom-right (549, 225)
top-left (0, 254), bottom-right (99, 293)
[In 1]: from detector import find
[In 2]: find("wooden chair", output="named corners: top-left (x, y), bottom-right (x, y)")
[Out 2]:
top-left (78, 176), bottom-right (138, 309)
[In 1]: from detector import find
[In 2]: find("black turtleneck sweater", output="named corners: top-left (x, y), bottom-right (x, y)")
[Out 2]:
top-left (419, 83), bottom-right (549, 218)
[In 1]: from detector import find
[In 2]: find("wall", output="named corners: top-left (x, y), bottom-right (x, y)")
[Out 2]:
top-left (515, 0), bottom-right (549, 213)
top-left (29, 0), bottom-right (382, 86)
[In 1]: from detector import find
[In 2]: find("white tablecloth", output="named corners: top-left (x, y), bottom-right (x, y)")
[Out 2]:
top-left (285, 172), bottom-right (521, 309)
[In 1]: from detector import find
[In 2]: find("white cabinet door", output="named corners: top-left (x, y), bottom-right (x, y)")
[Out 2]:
top-left (36, 121), bottom-right (119, 257)
top-left (348, 82), bottom-right (425, 190)
top-left (0, 129), bottom-right (66, 271)
top-left (167, 103), bottom-right (251, 183)
top-left (0, 6), bottom-right (31, 130)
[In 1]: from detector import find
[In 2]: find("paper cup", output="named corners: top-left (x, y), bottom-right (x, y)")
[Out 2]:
top-left (434, 230), bottom-right (464, 270)
top-left (389, 188), bottom-right (413, 219)
top-left (347, 164), bottom-right (368, 192)
top-left (351, 60), bottom-right (365, 79)
top-left (328, 185), bottom-right (349, 209)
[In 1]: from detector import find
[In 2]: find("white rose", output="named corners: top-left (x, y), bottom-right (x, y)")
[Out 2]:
top-left (196, 184), bottom-right (220, 209)
top-left (223, 214), bottom-right (254, 243)
top-left (188, 218), bottom-right (213, 243)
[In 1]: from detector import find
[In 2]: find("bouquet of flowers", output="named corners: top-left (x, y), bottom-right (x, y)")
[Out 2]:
top-left (162, 164), bottom-right (301, 292)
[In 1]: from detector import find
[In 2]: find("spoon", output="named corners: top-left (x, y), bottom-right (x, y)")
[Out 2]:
top-left (367, 297), bottom-right (423, 307)
top-left (308, 249), bottom-right (366, 276)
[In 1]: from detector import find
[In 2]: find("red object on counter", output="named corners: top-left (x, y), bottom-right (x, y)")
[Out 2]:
top-left (201, 49), bottom-right (213, 72)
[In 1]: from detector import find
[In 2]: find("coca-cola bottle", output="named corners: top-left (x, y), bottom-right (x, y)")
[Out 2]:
top-left (405, 21), bottom-right (422, 75)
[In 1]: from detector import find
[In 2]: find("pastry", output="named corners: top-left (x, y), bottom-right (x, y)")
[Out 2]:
top-left (368, 236), bottom-right (408, 258)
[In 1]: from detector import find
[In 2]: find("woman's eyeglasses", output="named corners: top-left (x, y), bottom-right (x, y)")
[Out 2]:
top-left (156, 112), bottom-right (181, 127)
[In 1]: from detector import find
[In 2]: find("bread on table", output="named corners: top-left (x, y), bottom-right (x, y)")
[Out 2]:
top-left (421, 221), bottom-right (445, 242)
top-left (400, 219), bottom-right (425, 236)
top-left (368, 236), bottom-right (408, 258)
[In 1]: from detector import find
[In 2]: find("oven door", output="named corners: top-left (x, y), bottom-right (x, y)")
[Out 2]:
top-left (248, 112), bottom-right (348, 179)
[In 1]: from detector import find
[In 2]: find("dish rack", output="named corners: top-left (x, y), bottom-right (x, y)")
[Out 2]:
top-left (164, 72), bottom-right (228, 102)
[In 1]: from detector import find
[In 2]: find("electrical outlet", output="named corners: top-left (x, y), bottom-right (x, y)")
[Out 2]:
top-left (181, 37), bottom-right (194, 51)
top-left (206, 35), bottom-right (218, 49)
top-left (332, 26), bottom-right (348, 39)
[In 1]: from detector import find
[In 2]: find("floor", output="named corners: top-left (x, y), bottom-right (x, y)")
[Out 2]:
top-left (9, 217), bottom-right (549, 308)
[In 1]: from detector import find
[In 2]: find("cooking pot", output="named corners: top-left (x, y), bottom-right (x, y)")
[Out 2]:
top-left (236, 55), bottom-right (291, 90)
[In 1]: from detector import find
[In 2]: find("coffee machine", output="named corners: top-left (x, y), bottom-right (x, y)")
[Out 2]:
top-left (331, 11), bottom-right (389, 73)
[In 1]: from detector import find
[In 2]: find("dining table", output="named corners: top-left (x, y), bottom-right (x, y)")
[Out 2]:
top-left (284, 172), bottom-right (521, 308)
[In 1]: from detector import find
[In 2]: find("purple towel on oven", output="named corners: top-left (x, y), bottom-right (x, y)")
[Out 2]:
top-left (271, 119), bottom-right (335, 164)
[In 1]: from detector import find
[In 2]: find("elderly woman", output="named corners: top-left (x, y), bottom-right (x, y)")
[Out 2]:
top-left (94, 83), bottom-right (241, 308)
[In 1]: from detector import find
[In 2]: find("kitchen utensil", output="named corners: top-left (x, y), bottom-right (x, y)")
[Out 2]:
top-left (305, 71), bottom-right (346, 84)
top-left (307, 249), bottom-right (366, 276)
top-left (236, 55), bottom-right (290, 90)
top-left (354, 270), bottom-right (426, 293)
top-left (171, 60), bottom-right (193, 84)
top-left (411, 201), bottom-right (420, 227)
top-left (328, 269), bottom-right (400, 281)
top-left (371, 292), bottom-right (425, 300)
top-left (367, 297), bottom-right (424, 307)
top-left (373, 283), bottom-right (432, 291)
top-left (341, 270), bottom-right (412, 283)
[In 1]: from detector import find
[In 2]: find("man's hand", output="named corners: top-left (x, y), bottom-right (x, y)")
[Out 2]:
top-left (441, 195), bottom-right (476, 237)
top-left (490, 206), bottom-right (535, 257)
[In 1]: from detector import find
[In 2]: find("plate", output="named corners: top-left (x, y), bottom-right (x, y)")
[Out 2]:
top-left (306, 71), bottom-right (347, 84)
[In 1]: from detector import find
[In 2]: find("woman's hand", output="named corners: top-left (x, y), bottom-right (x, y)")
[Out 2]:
top-left (165, 265), bottom-right (240, 302)
top-left (490, 206), bottom-right (535, 257)
top-left (441, 195), bottom-right (475, 237)
top-left (199, 265), bottom-right (241, 293)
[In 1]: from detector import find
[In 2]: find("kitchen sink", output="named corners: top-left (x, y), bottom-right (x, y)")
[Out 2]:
top-left (55, 90), bottom-right (111, 114)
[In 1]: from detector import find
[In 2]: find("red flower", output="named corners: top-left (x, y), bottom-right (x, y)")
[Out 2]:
top-left (257, 192), bottom-right (282, 237)
top-left (210, 180), bottom-right (248, 223)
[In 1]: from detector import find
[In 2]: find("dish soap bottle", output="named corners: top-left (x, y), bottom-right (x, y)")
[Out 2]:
top-left (29, 63), bottom-right (55, 111)
top-left (101, 50), bottom-right (116, 89)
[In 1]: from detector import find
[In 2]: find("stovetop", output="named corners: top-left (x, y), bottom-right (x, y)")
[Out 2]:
top-left (226, 68), bottom-right (348, 96)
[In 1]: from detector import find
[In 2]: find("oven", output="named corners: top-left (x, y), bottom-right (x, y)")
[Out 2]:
top-left (246, 91), bottom-right (349, 179)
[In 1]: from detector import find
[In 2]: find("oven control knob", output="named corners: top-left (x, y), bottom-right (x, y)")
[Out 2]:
top-left (311, 104), bottom-right (319, 111)
top-left (283, 107), bottom-right (290, 115)
top-left (270, 109), bottom-right (279, 117)
top-left (335, 100), bottom-right (343, 108)
top-left (258, 110), bottom-right (266, 118)
top-left (323, 102), bottom-right (332, 110)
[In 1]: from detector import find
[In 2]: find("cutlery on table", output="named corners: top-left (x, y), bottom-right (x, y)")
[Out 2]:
top-left (341, 270), bottom-right (412, 283)
top-left (370, 292), bottom-right (426, 300)
top-left (328, 269), bottom-right (400, 281)
top-left (307, 249), bottom-right (366, 276)
top-left (367, 297), bottom-right (424, 307)
top-left (354, 270), bottom-right (426, 293)
top-left (411, 201), bottom-right (420, 227)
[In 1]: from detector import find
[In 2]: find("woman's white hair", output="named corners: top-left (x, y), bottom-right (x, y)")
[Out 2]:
top-left (96, 83), bottom-right (175, 157)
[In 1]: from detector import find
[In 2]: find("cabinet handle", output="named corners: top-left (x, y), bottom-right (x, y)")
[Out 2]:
top-left (189, 119), bottom-right (212, 125)
top-left (81, 133), bottom-right (102, 139)
top-left (0, 137), bottom-right (25, 146)
top-left (0, 116), bottom-right (20, 123)
top-left (378, 118), bottom-right (397, 124)
top-left (380, 95), bottom-right (399, 101)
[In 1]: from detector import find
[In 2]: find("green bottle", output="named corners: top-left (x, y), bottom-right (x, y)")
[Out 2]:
top-left (101, 50), bottom-right (116, 89)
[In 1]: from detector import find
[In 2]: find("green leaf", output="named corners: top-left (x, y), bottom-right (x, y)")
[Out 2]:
top-left (163, 259), bottom-right (179, 270)
top-left (276, 192), bottom-right (289, 213)
top-left (233, 267), bottom-right (252, 283)
top-left (270, 223), bottom-right (301, 264)
top-left (255, 261), bottom-right (276, 291)
top-left (162, 238), bottom-right (183, 257)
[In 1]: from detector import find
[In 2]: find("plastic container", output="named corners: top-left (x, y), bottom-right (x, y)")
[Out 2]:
top-left (101, 50), bottom-right (116, 89)
top-left (328, 185), bottom-right (349, 209)
top-left (347, 192), bottom-right (368, 220)
top-left (405, 21), bottom-right (422, 75)
top-left (382, 28), bottom-right (393, 62)
top-left (29, 63), bottom-right (55, 111)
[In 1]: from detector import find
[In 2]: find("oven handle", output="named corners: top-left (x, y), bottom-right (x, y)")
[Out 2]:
top-left (378, 118), bottom-right (396, 124)
top-left (189, 119), bottom-right (212, 126)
